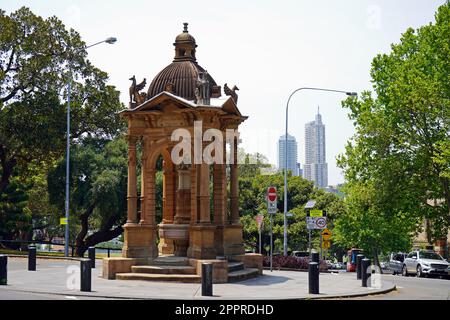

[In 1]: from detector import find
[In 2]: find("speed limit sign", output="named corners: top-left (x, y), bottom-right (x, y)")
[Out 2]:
top-left (315, 217), bottom-right (327, 229)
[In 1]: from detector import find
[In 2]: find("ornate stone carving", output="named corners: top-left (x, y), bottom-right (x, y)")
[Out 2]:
top-left (224, 83), bottom-right (239, 103)
top-left (194, 71), bottom-right (210, 105)
top-left (129, 75), bottom-right (147, 105)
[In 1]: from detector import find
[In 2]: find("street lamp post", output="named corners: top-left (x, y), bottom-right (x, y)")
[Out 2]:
top-left (64, 37), bottom-right (117, 257)
top-left (283, 87), bottom-right (356, 256)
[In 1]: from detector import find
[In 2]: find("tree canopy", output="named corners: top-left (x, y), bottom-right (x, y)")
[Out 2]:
top-left (335, 2), bottom-right (450, 260)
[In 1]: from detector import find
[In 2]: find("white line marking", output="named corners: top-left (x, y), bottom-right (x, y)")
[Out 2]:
top-left (65, 296), bottom-right (78, 300)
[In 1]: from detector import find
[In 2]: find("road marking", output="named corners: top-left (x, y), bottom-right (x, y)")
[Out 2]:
top-left (65, 296), bottom-right (78, 300)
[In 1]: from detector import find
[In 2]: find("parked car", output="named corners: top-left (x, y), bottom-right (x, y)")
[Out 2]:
top-left (389, 252), bottom-right (407, 275)
top-left (291, 251), bottom-right (309, 259)
top-left (402, 250), bottom-right (450, 278)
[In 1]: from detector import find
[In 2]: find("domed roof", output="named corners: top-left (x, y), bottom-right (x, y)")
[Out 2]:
top-left (147, 23), bottom-right (218, 101)
top-left (147, 61), bottom-right (217, 101)
top-left (175, 24), bottom-right (196, 44)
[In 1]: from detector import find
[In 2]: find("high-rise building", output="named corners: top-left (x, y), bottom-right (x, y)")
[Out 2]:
top-left (304, 108), bottom-right (328, 188)
top-left (278, 134), bottom-right (299, 176)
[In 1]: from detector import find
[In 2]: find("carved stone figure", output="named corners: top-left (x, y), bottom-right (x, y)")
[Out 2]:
top-left (129, 75), bottom-right (147, 105)
top-left (224, 83), bottom-right (239, 103)
top-left (194, 71), bottom-right (210, 105)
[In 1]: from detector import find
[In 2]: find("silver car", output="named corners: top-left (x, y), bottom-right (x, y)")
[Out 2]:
top-left (402, 250), bottom-right (450, 278)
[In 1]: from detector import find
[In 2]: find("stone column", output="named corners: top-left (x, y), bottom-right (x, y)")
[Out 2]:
top-left (126, 135), bottom-right (138, 224)
top-left (187, 142), bottom-right (216, 259)
top-left (123, 137), bottom-right (157, 262)
top-left (230, 135), bottom-right (239, 224)
top-left (162, 163), bottom-right (175, 224)
top-left (171, 165), bottom-right (191, 256)
top-left (175, 165), bottom-right (191, 224)
top-left (213, 158), bottom-right (226, 256)
top-left (158, 161), bottom-right (176, 255)
top-left (199, 163), bottom-right (211, 223)
top-left (223, 131), bottom-right (245, 257)
top-left (141, 168), bottom-right (156, 225)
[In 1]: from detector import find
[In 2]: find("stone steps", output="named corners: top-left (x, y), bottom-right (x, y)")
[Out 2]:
top-left (150, 256), bottom-right (190, 266)
top-left (131, 265), bottom-right (196, 275)
top-left (227, 262), bottom-right (245, 273)
top-left (116, 273), bottom-right (201, 283)
top-left (228, 268), bottom-right (259, 282)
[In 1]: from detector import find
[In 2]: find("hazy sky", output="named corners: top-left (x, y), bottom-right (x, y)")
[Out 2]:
top-left (2, 0), bottom-right (445, 185)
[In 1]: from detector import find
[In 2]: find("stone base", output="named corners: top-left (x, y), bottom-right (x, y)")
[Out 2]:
top-left (159, 223), bottom-right (190, 257)
top-left (189, 258), bottom-right (229, 283)
top-left (187, 224), bottom-right (217, 259)
top-left (223, 224), bottom-right (245, 256)
top-left (158, 238), bottom-right (174, 255)
top-left (233, 253), bottom-right (264, 275)
top-left (102, 257), bottom-right (137, 279)
top-left (122, 223), bottom-right (158, 262)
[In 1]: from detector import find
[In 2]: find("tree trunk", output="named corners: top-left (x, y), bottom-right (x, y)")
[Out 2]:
top-left (0, 150), bottom-right (17, 196)
top-left (74, 204), bottom-right (95, 257)
top-left (76, 225), bottom-right (124, 257)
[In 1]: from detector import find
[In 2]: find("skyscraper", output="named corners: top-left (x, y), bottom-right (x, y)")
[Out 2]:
top-left (304, 108), bottom-right (328, 188)
top-left (278, 134), bottom-right (299, 176)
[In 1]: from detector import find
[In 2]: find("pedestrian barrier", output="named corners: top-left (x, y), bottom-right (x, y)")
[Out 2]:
top-left (308, 261), bottom-right (319, 294)
top-left (361, 258), bottom-right (371, 287)
top-left (0, 255), bottom-right (7, 285)
top-left (356, 254), bottom-right (364, 280)
top-left (201, 263), bottom-right (213, 296)
top-left (80, 259), bottom-right (91, 292)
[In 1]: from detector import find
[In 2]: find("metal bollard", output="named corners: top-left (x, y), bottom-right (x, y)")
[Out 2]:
top-left (308, 262), bottom-right (319, 294)
top-left (201, 263), bottom-right (213, 296)
top-left (356, 254), bottom-right (364, 280)
top-left (361, 258), bottom-right (371, 287)
top-left (311, 252), bottom-right (319, 264)
top-left (80, 259), bottom-right (91, 292)
top-left (0, 255), bottom-right (7, 285)
top-left (88, 247), bottom-right (96, 269)
top-left (28, 245), bottom-right (36, 271)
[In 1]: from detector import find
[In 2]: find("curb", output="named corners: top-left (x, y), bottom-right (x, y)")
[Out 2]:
top-left (0, 282), bottom-right (396, 301)
top-left (302, 283), bottom-right (397, 300)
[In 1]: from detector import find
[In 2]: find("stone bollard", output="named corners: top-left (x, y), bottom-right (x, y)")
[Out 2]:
top-left (80, 259), bottom-right (91, 292)
top-left (361, 258), bottom-right (371, 287)
top-left (0, 255), bottom-right (7, 285)
top-left (28, 245), bottom-right (36, 271)
top-left (356, 254), bottom-right (364, 280)
top-left (88, 247), bottom-right (96, 269)
top-left (308, 262), bottom-right (319, 294)
top-left (201, 263), bottom-right (213, 296)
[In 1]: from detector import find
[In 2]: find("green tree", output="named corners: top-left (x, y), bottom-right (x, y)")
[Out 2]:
top-left (47, 137), bottom-right (128, 256)
top-left (0, 174), bottom-right (31, 244)
top-left (335, 2), bottom-right (450, 260)
top-left (0, 7), bottom-right (124, 197)
top-left (238, 170), bottom-right (345, 255)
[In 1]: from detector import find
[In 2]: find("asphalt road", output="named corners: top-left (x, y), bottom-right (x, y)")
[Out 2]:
top-left (0, 290), bottom-right (114, 300)
top-left (350, 273), bottom-right (450, 300)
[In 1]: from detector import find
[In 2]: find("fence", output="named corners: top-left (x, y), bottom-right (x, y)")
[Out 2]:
top-left (0, 239), bottom-right (122, 258)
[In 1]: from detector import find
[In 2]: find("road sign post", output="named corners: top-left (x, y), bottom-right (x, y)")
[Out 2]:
top-left (256, 214), bottom-right (264, 254)
top-left (269, 212), bottom-right (273, 272)
top-left (267, 187), bottom-right (277, 269)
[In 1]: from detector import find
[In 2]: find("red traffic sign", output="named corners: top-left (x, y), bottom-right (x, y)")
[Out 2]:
top-left (267, 186), bottom-right (277, 202)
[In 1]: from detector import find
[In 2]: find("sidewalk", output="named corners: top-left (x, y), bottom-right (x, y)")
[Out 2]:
top-left (1, 257), bottom-right (395, 300)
